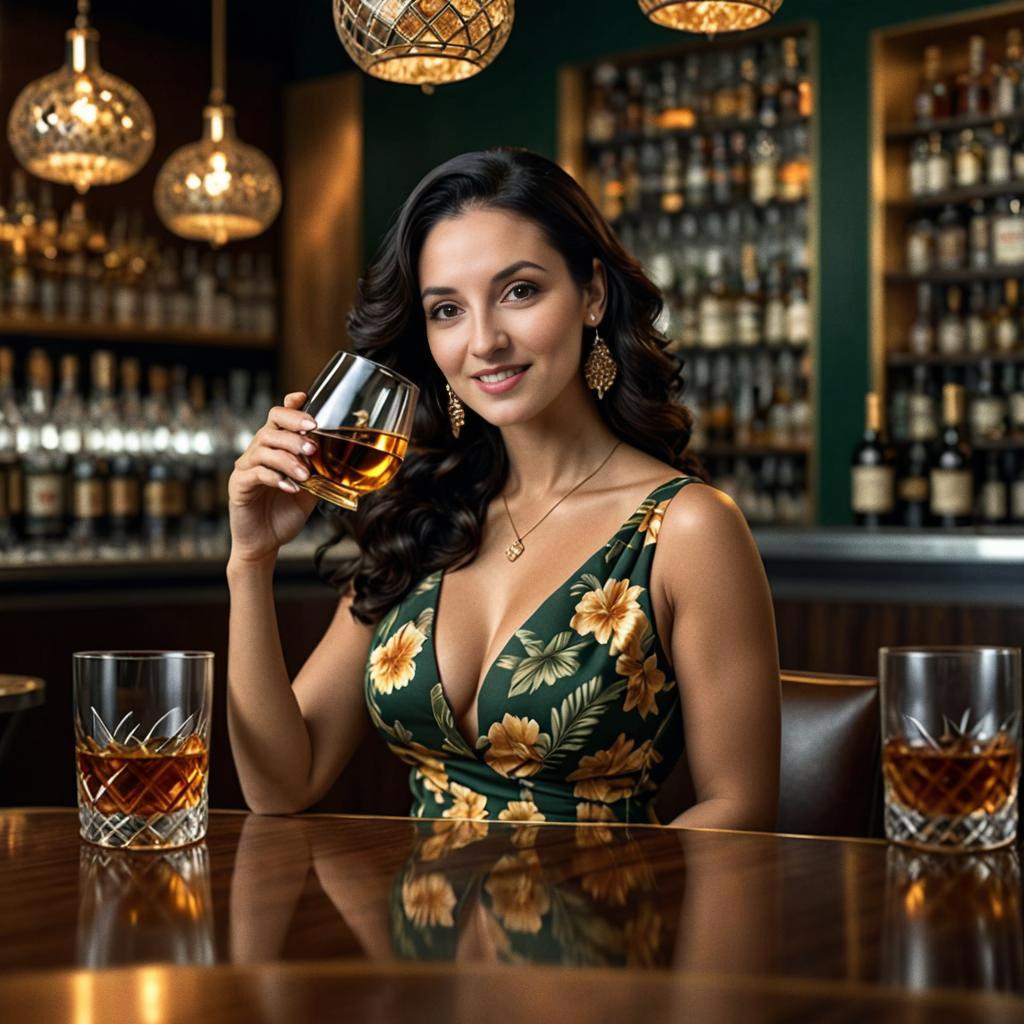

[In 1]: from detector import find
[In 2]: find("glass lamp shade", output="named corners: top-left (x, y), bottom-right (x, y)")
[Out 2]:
top-left (637, 0), bottom-right (783, 34)
top-left (7, 26), bottom-right (155, 193)
top-left (153, 104), bottom-right (281, 247)
top-left (333, 0), bottom-right (514, 90)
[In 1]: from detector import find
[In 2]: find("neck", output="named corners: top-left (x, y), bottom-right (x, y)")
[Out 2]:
top-left (500, 382), bottom-right (620, 499)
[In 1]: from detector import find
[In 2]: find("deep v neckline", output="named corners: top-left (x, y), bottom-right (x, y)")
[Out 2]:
top-left (429, 475), bottom-right (688, 753)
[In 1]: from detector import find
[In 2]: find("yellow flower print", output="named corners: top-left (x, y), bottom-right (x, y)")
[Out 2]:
top-left (616, 639), bottom-right (669, 719)
top-left (420, 818), bottom-right (487, 861)
top-left (574, 840), bottom-right (654, 907)
top-left (442, 781), bottom-right (489, 822)
top-left (388, 741), bottom-right (449, 803)
top-left (401, 871), bottom-right (456, 928)
top-left (570, 577), bottom-right (647, 656)
top-left (567, 734), bottom-right (662, 803)
top-left (637, 499), bottom-right (669, 547)
top-left (369, 621), bottom-right (425, 695)
top-left (483, 714), bottom-right (547, 779)
top-left (499, 798), bottom-right (546, 848)
top-left (484, 851), bottom-right (551, 934)
top-left (575, 801), bottom-right (617, 846)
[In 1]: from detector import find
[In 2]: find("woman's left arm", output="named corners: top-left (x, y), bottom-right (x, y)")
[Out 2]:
top-left (655, 483), bottom-right (780, 831)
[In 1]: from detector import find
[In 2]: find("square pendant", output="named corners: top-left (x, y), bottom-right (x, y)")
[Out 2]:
top-left (505, 540), bottom-right (525, 561)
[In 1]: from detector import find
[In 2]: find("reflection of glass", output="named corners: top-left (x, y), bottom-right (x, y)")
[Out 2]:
top-left (298, 351), bottom-right (418, 511)
top-left (76, 843), bottom-right (214, 967)
top-left (74, 651), bottom-right (213, 849)
top-left (880, 646), bottom-right (1022, 852)
top-left (882, 844), bottom-right (1024, 991)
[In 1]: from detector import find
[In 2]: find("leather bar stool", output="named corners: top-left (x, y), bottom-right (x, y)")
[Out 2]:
top-left (653, 670), bottom-right (882, 838)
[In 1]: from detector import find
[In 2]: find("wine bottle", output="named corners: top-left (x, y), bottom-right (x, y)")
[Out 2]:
top-left (929, 383), bottom-right (974, 528)
top-left (851, 392), bottom-right (895, 527)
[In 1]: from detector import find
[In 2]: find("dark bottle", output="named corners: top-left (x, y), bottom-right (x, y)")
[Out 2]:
top-left (107, 357), bottom-right (143, 550)
top-left (851, 392), bottom-right (895, 527)
top-left (977, 451), bottom-right (1009, 525)
top-left (929, 383), bottom-right (974, 528)
top-left (898, 440), bottom-right (931, 528)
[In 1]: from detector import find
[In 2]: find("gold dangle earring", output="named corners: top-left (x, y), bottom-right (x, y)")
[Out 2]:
top-left (584, 313), bottom-right (618, 399)
top-left (445, 383), bottom-right (465, 439)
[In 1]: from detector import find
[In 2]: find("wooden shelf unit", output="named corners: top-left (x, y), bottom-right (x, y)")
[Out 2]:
top-left (871, 1), bottom-right (1024, 402)
top-left (557, 21), bottom-right (820, 524)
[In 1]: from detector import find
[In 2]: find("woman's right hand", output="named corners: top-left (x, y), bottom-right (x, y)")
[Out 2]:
top-left (228, 392), bottom-right (321, 565)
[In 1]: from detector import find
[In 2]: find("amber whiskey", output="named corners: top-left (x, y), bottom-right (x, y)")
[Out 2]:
top-left (302, 426), bottom-right (408, 509)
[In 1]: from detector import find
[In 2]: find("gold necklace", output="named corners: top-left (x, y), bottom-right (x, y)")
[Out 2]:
top-left (501, 441), bottom-right (621, 562)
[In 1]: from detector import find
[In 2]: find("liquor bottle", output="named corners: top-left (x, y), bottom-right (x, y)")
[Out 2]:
top-left (977, 451), bottom-right (1009, 526)
top-left (995, 30), bottom-right (1023, 115)
top-left (735, 244), bottom-right (762, 347)
top-left (969, 358), bottom-right (1007, 440)
top-left (908, 364), bottom-right (938, 443)
top-left (797, 35), bottom-right (813, 118)
top-left (586, 64), bottom-right (619, 145)
top-left (8, 236), bottom-right (35, 318)
top-left (994, 278), bottom-right (1021, 352)
top-left (60, 201), bottom-right (89, 323)
top-left (778, 125), bottom-right (810, 202)
top-left (735, 48), bottom-right (757, 123)
top-left (659, 138), bottom-right (684, 215)
top-left (713, 51), bottom-right (738, 119)
top-left (107, 357), bottom-right (143, 551)
top-left (908, 137), bottom-right (929, 197)
top-left (988, 121), bottom-right (1011, 185)
top-left (1010, 364), bottom-right (1024, 435)
top-left (620, 145), bottom-right (640, 217)
top-left (685, 135), bottom-right (709, 208)
top-left (657, 60), bottom-right (695, 133)
top-left (0, 348), bottom-right (19, 547)
top-left (898, 439), bottom-right (931, 529)
top-left (906, 217), bottom-right (934, 275)
top-left (965, 281), bottom-right (991, 353)
top-left (9, 170), bottom-right (36, 240)
top-left (936, 205), bottom-right (965, 270)
top-left (915, 45), bottom-right (951, 123)
top-left (925, 132), bottom-right (951, 194)
top-left (18, 349), bottom-right (65, 544)
top-left (1012, 453), bottom-right (1024, 524)
top-left (188, 376), bottom-right (219, 549)
top-left (851, 392), bottom-right (895, 527)
top-left (624, 65), bottom-right (645, 136)
top-left (750, 128), bottom-right (778, 206)
top-left (789, 353), bottom-right (812, 447)
top-left (733, 354), bottom-right (756, 447)
top-left (956, 35), bottom-right (991, 116)
top-left (992, 196), bottom-right (1024, 266)
top-left (729, 130), bottom-right (750, 197)
top-left (929, 383), bottom-right (974, 528)
top-left (780, 37), bottom-right (801, 117)
top-left (785, 270), bottom-right (810, 345)
top-left (710, 133), bottom-right (731, 206)
top-left (708, 354), bottom-right (733, 445)
top-left (954, 129), bottom-right (984, 189)
top-left (968, 200), bottom-right (991, 270)
top-left (763, 259), bottom-right (787, 347)
top-left (142, 366), bottom-right (183, 554)
top-left (767, 351), bottom-right (795, 447)
top-left (937, 285), bottom-right (966, 356)
top-left (758, 41), bottom-right (781, 128)
top-left (53, 356), bottom-right (85, 522)
top-left (214, 253), bottom-right (236, 332)
top-left (70, 351), bottom-right (114, 550)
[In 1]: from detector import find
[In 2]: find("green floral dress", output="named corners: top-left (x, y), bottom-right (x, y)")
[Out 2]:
top-left (364, 475), bottom-right (699, 826)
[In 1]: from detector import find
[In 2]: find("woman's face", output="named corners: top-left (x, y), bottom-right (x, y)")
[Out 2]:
top-left (418, 207), bottom-right (606, 429)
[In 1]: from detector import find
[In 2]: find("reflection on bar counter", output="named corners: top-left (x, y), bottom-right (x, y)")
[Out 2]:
top-left (0, 345), bottom-right (329, 563)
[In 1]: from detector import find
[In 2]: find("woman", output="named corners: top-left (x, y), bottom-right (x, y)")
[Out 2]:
top-left (227, 148), bottom-right (779, 829)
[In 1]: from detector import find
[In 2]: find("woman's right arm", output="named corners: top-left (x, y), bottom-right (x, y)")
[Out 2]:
top-left (226, 392), bottom-right (375, 815)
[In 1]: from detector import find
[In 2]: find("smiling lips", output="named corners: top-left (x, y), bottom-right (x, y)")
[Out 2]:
top-left (472, 365), bottom-right (529, 394)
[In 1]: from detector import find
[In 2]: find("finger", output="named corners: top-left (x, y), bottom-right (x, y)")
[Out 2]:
top-left (283, 392), bottom-right (307, 409)
top-left (256, 447), bottom-right (311, 483)
top-left (267, 404), bottom-right (317, 433)
top-left (231, 464), bottom-right (292, 499)
top-left (255, 427), bottom-right (317, 458)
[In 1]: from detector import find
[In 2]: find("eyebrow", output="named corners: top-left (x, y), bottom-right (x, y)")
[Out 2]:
top-left (420, 260), bottom-right (548, 301)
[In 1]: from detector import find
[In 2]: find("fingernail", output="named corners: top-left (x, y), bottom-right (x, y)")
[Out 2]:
top-left (302, 419), bottom-right (317, 430)
top-left (301, 441), bottom-right (316, 455)
top-left (295, 467), bottom-right (309, 480)
top-left (279, 479), bottom-right (299, 493)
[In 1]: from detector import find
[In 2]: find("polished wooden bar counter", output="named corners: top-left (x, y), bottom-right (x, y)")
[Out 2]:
top-left (1, 809), bottom-right (1023, 1022)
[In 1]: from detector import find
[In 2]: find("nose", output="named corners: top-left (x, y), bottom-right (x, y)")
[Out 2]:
top-left (466, 311), bottom-right (510, 360)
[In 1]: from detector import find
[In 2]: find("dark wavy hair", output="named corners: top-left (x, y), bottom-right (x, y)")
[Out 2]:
top-left (318, 146), bottom-right (706, 625)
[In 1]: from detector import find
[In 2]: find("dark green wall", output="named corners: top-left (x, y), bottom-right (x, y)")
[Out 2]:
top-left (291, 0), bottom-right (1003, 523)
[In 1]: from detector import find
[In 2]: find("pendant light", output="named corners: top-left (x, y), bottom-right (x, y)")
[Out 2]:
top-left (154, 0), bottom-right (281, 247)
top-left (638, 0), bottom-right (783, 35)
top-left (6, 0), bottom-right (155, 194)
top-left (333, 0), bottom-right (514, 95)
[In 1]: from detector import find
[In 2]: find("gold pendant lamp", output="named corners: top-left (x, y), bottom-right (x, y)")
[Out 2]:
top-left (638, 0), bottom-right (783, 35)
top-left (6, 0), bottom-right (155, 194)
top-left (333, 0), bottom-right (515, 95)
top-left (153, 0), bottom-right (281, 247)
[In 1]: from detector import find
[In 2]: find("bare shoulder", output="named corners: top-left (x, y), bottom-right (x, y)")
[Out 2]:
top-left (654, 481), bottom-right (766, 608)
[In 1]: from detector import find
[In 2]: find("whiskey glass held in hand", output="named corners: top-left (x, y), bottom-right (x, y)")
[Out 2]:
top-left (298, 351), bottom-right (418, 510)
top-left (880, 646), bottom-right (1022, 853)
top-left (74, 651), bottom-right (213, 850)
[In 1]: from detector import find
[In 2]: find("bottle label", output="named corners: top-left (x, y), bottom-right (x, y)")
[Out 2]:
top-left (8, 462), bottom-right (23, 516)
top-left (764, 301), bottom-right (786, 344)
top-left (926, 155), bottom-right (950, 193)
top-left (751, 161), bottom-right (777, 205)
top-left (981, 481), bottom-right (1008, 522)
top-left (907, 235), bottom-right (932, 273)
top-left (989, 146), bottom-right (1011, 184)
top-left (930, 468), bottom-right (973, 516)
top-left (786, 301), bottom-right (811, 345)
top-left (109, 477), bottom-right (141, 518)
top-left (937, 322), bottom-right (966, 355)
top-left (73, 479), bottom-right (106, 519)
top-left (898, 475), bottom-right (928, 503)
top-left (992, 216), bottom-right (1024, 265)
top-left (1014, 151), bottom-right (1024, 182)
top-left (996, 318), bottom-right (1020, 351)
top-left (0, 464), bottom-right (7, 519)
top-left (852, 465), bottom-right (894, 514)
top-left (910, 159), bottom-right (927, 197)
top-left (955, 150), bottom-right (982, 188)
top-left (970, 398), bottom-right (1007, 438)
top-left (192, 478), bottom-right (217, 517)
top-left (908, 396), bottom-right (937, 440)
top-left (144, 480), bottom-right (186, 519)
top-left (25, 473), bottom-right (63, 519)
